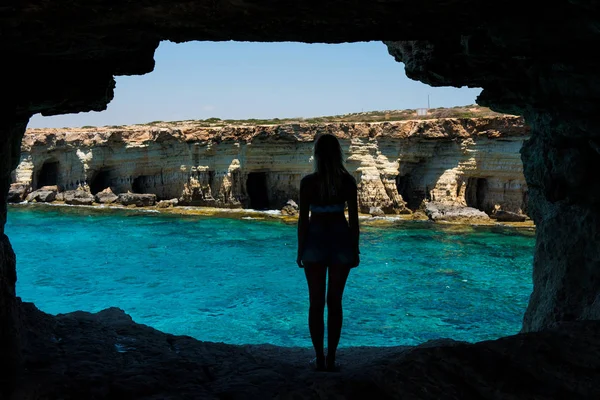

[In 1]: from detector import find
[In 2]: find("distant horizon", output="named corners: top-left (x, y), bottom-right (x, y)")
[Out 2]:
top-left (28, 41), bottom-right (483, 129)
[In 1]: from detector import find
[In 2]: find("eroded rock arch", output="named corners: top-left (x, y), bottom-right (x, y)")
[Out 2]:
top-left (2, 1), bottom-right (600, 396)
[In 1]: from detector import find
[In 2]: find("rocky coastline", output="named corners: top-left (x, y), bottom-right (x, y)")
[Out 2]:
top-left (10, 115), bottom-right (530, 224)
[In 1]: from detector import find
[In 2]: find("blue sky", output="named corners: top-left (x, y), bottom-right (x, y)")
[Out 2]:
top-left (28, 41), bottom-right (482, 128)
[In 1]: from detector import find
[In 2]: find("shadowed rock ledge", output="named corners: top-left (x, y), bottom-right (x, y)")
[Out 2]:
top-left (14, 304), bottom-right (600, 399)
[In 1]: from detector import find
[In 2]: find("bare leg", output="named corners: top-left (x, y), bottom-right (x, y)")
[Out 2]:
top-left (326, 264), bottom-right (351, 370)
top-left (304, 262), bottom-right (327, 369)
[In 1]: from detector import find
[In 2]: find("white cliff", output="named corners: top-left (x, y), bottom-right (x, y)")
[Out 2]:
top-left (10, 116), bottom-right (530, 216)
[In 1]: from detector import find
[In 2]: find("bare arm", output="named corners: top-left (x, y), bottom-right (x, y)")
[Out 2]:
top-left (297, 177), bottom-right (310, 267)
top-left (347, 178), bottom-right (360, 259)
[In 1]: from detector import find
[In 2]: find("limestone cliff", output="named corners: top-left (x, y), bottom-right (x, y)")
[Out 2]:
top-left (12, 116), bottom-right (529, 216)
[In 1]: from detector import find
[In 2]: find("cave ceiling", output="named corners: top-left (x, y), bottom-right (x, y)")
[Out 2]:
top-left (2, 1), bottom-right (599, 121)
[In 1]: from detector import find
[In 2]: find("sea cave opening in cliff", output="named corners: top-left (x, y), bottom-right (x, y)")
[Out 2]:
top-left (132, 175), bottom-right (151, 194)
top-left (396, 173), bottom-right (429, 210)
top-left (246, 171), bottom-right (270, 210)
top-left (465, 177), bottom-right (489, 212)
top-left (36, 160), bottom-right (59, 189)
top-left (89, 169), bottom-right (114, 195)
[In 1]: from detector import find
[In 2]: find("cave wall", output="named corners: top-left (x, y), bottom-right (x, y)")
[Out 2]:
top-left (519, 114), bottom-right (600, 331)
top-left (14, 119), bottom-right (529, 213)
top-left (0, 116), bottom-right (28, 392)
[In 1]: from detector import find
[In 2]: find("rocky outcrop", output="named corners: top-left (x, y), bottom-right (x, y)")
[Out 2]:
top-left (156, 198), bottom-right (179, 208)
top-left (117, 193), bottom-right (157, 207)
top-left (63, 189), bottom-right (95, 205)
top-left (94, 187), bottom-right (118, 204)
top-left (25, 188), bottom-right (56, 203)
top-left (493, 210), bottom-right (527, 223)
top-left (13, 117), bottom-right (529, 217)
top-left (14, 304), bottom-right (600, 399)
top-left (7, 183), bottom-right (28, 203)
top-left (425, 202), bottom-right (490, 223)
top-left (281, 199), bottom-right (299, 216)
top-left (369, 206), bottom-right (385, 217)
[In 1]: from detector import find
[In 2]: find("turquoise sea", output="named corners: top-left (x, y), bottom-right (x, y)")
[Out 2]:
top-left (6, 205), bottom-right (535, 347)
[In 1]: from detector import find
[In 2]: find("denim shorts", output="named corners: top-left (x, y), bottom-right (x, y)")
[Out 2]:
top-left (301, 215), bottom-right (356, 266)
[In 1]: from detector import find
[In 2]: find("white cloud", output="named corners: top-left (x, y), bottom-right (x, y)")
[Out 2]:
top-left (202, 105), bottom-right (216, 112)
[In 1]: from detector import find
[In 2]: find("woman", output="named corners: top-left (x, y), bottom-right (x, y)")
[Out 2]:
top-left (296, 133), bottom-right (360, 372)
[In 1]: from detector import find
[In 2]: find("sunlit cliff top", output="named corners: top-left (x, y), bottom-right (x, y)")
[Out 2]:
top-left (28, 105), bottom-right (509, 132)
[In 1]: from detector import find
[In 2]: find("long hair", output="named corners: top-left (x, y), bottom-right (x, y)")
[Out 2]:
top-left (313, 134), bottom-right (350, 202)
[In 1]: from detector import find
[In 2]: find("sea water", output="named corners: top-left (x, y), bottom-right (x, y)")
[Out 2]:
top-left (6, 205), bottom-right (535, 347)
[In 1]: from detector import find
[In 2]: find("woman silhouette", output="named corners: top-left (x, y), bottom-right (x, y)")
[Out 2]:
top-left (297, 133), bottom-right (360, 372)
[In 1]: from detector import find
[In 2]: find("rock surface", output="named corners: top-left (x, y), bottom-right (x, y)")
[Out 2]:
top-left (425, 202), bottom-right (490, 223)
top-left (94, 187), bottom-right (118, 204)
top-left (117, 193), bottom-right (157, 207)
top-left (0, 118), bottom-right (28, 395)
top-left (14, 117), bottom-right (529, 216)
top-left (369, 206), bottom-right (385, 217)
top-left (156, 198), bottom-right (179, 208)
top-left (281, 199), bottom-right (299, 216)
top-left (493, 210), bottom-right (527, 223)
top-left (7, 183), bottom-right (28, 203)
top-left (25, 189), bottom-right (56, 203)
top-left (63, 189), bottom-right (95, 205)
top-left (12, 304), bottom-right (600, 399)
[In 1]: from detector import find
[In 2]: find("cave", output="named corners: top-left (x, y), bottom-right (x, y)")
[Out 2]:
top-left (2, 1), bottom-right (600, 398)
top-left (246, 172), bottom-right (270, 210)
top-left (89, 169), bottom-right (114, 195)
top-left (36, 160), bottom-right (59, 189)
top-left (396, 173), bottom-right (428, 210)
top-left (465, 177), bottom-right (489, 212)
top-left (132, 175), bottom-right (151, 194)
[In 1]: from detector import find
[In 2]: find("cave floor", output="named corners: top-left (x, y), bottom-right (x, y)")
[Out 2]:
top-left (13, 304), bottom-right (600, 399)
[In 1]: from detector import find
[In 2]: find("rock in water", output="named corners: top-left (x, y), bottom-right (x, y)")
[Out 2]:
top-left (95, 188), bottom-right (118, 204)
top-left (117, 193), bottom-right (157, 207)
top-left (63, 190), bottom-right (95, 205)
top-left (493, 210), bottom-right (527, 222)
top-left (281, 199), bottom-right (299, 216)
top-left (157, 198), bottom-right (179, 208)
top-left (369, 206), bottom-right (385, 217)
top-left (424, 202), bottom-right (490, 223)
top-left (25, 189), bottom-right (56, 203)
top-left (8, 183), bottom-right (29, 203)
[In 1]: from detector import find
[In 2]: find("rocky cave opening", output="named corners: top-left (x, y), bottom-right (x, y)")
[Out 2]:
top-left (465, 177), bottom-right (489, 213)
top-left (3, 2), bottom-right (600, 398)
top-left (246, 172), bottom-right (270, 210)
top-left (396, 173), bottom-right (429, 210)
top-left (89, 169), bottom-right (115, 195)
top-left (36, 160), bottom-right (59, 189)
top-left (132, 175), bottom-right (151, 195)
